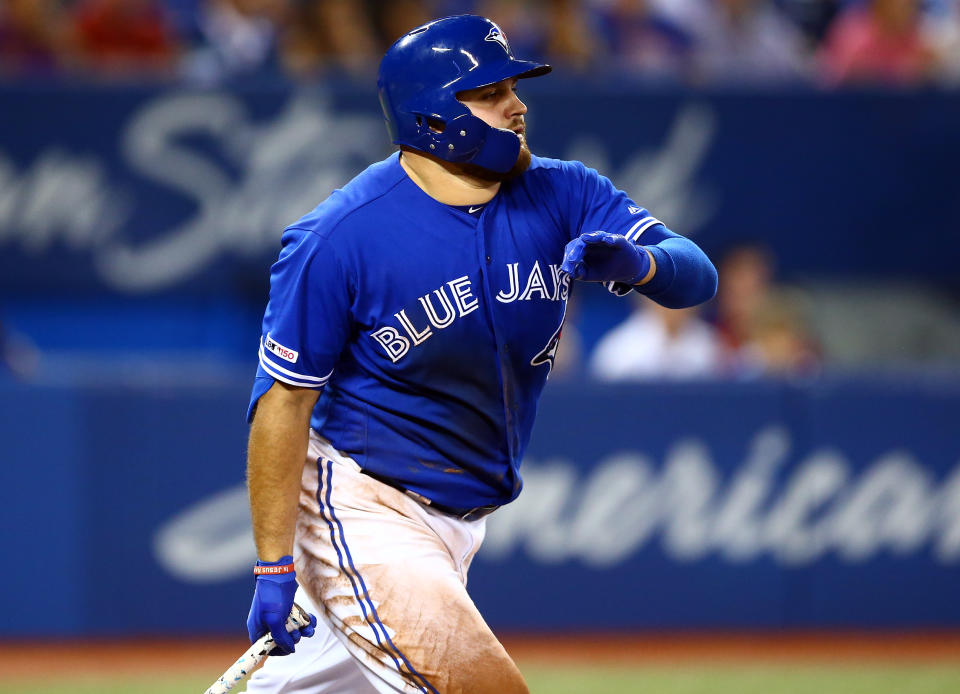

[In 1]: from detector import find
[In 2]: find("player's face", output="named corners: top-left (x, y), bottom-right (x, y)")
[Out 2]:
top-left (457, 77), bottom-right (527, 138)
top-left (457, 77), bottom-right (531, 180)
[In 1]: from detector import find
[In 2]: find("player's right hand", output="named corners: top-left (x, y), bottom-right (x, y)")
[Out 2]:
top-left (561, 230), bottom-right (651, 285)
top-left (246, 556), bottom-right (317, 655)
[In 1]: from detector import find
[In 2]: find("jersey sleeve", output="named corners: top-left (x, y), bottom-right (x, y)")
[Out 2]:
top-left (247, 227), bottom-right (352, 421)
top-left (562, 160), bottom-right (664, 248)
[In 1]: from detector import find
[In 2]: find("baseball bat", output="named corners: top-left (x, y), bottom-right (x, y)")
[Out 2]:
top-left (204, 603), bottom-right (312, 694)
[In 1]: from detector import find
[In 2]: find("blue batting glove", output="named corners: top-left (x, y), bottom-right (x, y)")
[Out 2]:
top-left (561, 231), bottom-right (651, 284)
top-left (246, 556), bottom-right (317, 656)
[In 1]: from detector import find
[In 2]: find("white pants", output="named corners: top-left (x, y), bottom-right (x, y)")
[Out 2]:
top-left (245, 434), bottom-right (527, 694)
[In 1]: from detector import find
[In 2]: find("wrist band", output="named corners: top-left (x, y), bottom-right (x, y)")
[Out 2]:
top-left (254, 564), bottom-right (295, 575)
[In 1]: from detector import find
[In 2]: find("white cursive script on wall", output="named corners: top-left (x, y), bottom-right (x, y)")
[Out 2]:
top-left (482, 427), bottom-right (960, 567)
top-left (0, 90), bottom-right (386, 291)
top-left (153, 426), bottom-right (960, 583)
top-left (99, 91), bottom-right (386, 290)
top-left (0, 93), bottom-right (716, 292)
top-left (0, 149), bottom-right (129, 253)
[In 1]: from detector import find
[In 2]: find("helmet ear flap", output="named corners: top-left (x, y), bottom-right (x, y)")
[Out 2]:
top-left (406, 107), bottom-right (486, 161)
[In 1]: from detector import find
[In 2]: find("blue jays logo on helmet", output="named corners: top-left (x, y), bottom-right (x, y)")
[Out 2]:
top-left (377, 15), bottom-right (550, 174)
top-left (484, 27), bottom-right (509, 53)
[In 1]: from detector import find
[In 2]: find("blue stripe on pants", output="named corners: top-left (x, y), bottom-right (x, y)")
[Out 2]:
top-left (316, 459), bottom-right (438, 694)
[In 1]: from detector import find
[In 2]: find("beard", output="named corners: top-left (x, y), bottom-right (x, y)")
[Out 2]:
top-left (457, 136), bottom-right (532, 182)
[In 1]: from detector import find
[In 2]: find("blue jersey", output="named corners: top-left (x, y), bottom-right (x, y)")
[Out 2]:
top-left (249, 152), bottom-right (679, 511)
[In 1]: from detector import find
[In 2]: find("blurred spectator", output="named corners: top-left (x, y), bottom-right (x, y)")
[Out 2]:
top-left (819, 0), bottom-right (939, 86)
top-left (164, 0), bottom-right (206, 32)
top-left (183, 0), bottom-right (285, 84)
top-left (777, 0), bottom-right (842, 45)
top-left (372, 0), bottom-right (436, 49)
top-left (588, 297), bottom-right (722, 380)
top-left (71, 0), bottom-right (181, 78)
top-left (282, 0), bottom-right (379, 77)
top-left (925, 0), bottom-right (960, 85)
top-left (666, 0), bottom-right (812, 83)
top-left (0, 0), bottom-right (72, 77)
top-left (712, 243), bottom-right (819, 376)
top-left (741, 289), bottom-right (820, 374)
top-left (543, 0), bottom-right (604, 71)
top-left (713, 242), bottom-right (774, 358)
top-left (588, 0), bottom-right (694, 79)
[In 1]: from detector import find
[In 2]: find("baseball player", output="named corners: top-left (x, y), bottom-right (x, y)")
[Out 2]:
top-left (243, 14), bottom-right (717, 694)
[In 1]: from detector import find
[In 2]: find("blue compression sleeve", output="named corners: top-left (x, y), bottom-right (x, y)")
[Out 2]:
top-left (635, 227), bottom-right (718, 308)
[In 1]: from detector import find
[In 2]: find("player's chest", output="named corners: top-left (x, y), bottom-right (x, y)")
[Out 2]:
top-left (352, 222), bottom-right (569, 365)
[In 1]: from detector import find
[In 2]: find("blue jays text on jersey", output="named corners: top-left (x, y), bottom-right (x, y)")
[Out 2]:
top-left (248, 152), bottom-right (697, 513)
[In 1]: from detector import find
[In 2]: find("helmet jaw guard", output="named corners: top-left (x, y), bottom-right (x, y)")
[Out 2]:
top-left (392, 93), bottom-right (521, 173)
top-left (456, 121), bottom-right (521, 174)
top-left (377, 15), bottom-right (550, 174)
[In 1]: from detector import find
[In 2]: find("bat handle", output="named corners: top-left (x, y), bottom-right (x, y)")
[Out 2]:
top-left (204, 603), bottom-right (312, 694)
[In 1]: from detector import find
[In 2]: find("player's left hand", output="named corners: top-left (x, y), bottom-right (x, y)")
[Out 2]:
top-left (561, 231), bottom-right (651, 284)
top-left (246, 556), bottom-right (318, 656)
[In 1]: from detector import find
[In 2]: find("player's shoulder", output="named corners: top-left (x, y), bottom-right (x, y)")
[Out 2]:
top-left (527, 154), bottom-right (591, 175)
top-left (523, 155), bottom-right (600, 186)
top-left (282, 153), bottom-right (406, 246)
top-left (510, 155), bottom-right (604, 203)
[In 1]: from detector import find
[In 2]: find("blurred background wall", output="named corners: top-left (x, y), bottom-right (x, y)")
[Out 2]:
top-left (0, 0), bottom-right (958, 637)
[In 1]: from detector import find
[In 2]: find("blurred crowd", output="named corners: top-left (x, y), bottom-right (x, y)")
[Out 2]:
top-left (1, 0), bottom-right (959, 87)
top-left (551, 241), bottom-right (822, 382)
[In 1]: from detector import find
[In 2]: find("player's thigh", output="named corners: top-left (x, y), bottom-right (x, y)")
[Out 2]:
top-left (296, 458), bottom-right (526, 694)
top-left (353, 561), bottom-right (526, 694)
top-left (298, 544), bottom-right (526, 694)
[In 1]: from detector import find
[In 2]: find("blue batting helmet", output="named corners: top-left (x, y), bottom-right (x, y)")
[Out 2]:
top-left (377, 15), bottom-right (551, 173)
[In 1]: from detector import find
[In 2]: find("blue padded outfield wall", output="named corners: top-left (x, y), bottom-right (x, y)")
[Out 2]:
top-left (0, 377), bottom-right (958, 636)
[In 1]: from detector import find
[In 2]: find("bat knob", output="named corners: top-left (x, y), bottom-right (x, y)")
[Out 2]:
top-left (287, 602), bottom-right (311, 630)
